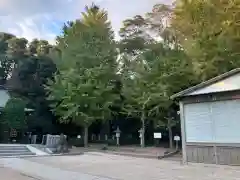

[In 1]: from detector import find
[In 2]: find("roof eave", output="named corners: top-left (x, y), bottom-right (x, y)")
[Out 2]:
top-left (171, 68), bottom-right (240, 100)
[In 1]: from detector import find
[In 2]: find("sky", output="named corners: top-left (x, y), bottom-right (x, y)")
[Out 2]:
top-left (0, 0), bottom-right (167, 44)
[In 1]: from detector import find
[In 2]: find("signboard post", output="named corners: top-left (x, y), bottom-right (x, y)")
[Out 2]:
top-left (153, 133), bottom-right (162, 147)
top-left (154, 133), bottom-right (162, 139)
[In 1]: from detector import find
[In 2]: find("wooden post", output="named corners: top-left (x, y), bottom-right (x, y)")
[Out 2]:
top-left (180, 101), bottom-right (187, 164)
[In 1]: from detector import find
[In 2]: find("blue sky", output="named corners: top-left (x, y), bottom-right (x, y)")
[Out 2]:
top-left (0, 0), bottom-right (167, 43)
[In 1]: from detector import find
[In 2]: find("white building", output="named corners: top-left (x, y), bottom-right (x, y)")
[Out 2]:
top-left (172, 68), bottom-right (240, 165)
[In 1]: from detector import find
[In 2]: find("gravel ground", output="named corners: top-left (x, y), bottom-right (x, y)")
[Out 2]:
top-left (19, 152), bottom-right (240, 180)
top-left (0, 166), bottom-right (41, 180)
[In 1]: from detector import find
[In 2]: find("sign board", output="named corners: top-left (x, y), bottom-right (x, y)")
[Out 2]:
top-left (154, 133), bottom-right (162, 139)
top-left (174, 135), bottom-right (180, 141)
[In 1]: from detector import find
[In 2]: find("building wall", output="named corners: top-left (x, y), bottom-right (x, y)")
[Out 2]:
top-left (184, 99), bottom-right (240, 144)
top-left (181, 91), bottom-right (240, 165)
top-left (186, 143), bottom-right (240, 165)
top-left (0, 89), bottom-right (10, 108)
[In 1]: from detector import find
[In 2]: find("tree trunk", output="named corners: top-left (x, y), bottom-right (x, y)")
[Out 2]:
top-left (84, 126), bottom-right (88, 147)
top-left (141, 112), bottom-right (145, 148)
top-left (168, 118), bottom-right (173, 149)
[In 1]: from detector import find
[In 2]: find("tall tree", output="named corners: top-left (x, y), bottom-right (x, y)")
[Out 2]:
top-left (119, 15), bottom-right (154, 55)
top-left (121, 41), bottom-right (195, 147)
top-left (28, 39), bottom-right (39, 55)
top-left (145, 4), bottom-right (179, 47)
top-left (119, 2), bottom-right (196, 147)
top-left (0, 32), bottom-right (15, 53)
top-left (1, 97), bottom-right (27, 131)
top-left (7, 37), bottom-right (28, 64)
top-left (5, 37), bottom-right (57, 135)
top-left (172, 0), bottom-right (240, 80)
top-left (0, 33), bottom-right (15, 85)
top-left (46, 4), bottom-right (119, 147)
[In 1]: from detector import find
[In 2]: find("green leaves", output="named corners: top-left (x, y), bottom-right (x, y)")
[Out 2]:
top-left (1, 97), bottom-right (27, 130)
top-left (46, 4), bottom-right (119, 131)
top-left (173, 0), bottom-right (240, 81)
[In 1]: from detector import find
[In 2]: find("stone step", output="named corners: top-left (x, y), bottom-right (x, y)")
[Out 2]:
top-left (0, 146), bottom-right (28, 149)
top-left (0, 145), bottom-right (36, 157)
top-left (0, 149), bottom-right (30, 153)
top-left (0, 151), bottom-right (35, 157)
top-left (0, 145), bottom-right (28, 149)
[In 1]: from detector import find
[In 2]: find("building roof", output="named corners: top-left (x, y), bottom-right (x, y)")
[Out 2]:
top-left (171, 68), bottom-right (240, 99)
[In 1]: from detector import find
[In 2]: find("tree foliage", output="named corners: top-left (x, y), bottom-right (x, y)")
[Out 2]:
top-left (0, 33), bottom-right (15, 85)
top-left (172, 0), bottom-right (240, 80)
top-left (0, 33), bottom-right (57, 135)
top-left (1, 97), bottom-right (27, 130)
top-left (46, 4), bottom-right (119, 146)
top-left (0, 0), bottom-right (239, 146)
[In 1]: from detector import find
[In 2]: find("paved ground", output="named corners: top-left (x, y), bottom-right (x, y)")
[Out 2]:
top-left (2, 152), bottom-right (240, 180)
top-left (69, 145), bottom-right (181, 160)
top-left (0, 166), bottom-right (39, 180)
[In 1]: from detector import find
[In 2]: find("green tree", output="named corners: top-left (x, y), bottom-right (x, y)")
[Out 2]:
top-left (172, 0), bottom-right (240, 80)
top-left (119, 15), bottom-right (154, 55)
top-left (5, 37), bottom-right (57, 134)
top-left (1, 97), bottom-right (27, 130)
top-left (121, 42), bottom-right (195, 147)
top-left (7, 37), bottom-right (28, 64)
top-left (145, 3), bottom-right (180, 48)
top-left (46, 4), bottom-right (119, 147)
top-left (28, 39), bottom-right (39, 55)
top-left (0, 33), bottom-right (15, 85)
top-left (119, 3), bottom-right (196, 147)
top-left (37, 40), bottom-right (51, 55)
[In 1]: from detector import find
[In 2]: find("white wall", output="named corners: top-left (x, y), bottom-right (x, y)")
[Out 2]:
top-left (184, 102), bottom-right (213, 143)
top-left (0, 89), bottom-right (10, 108)
top-left (184, 99), bottom-right (240, 143)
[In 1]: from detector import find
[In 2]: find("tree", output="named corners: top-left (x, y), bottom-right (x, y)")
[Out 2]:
top-left (0, 32), bottom-right (15, 53)
top-left (118, 2), bottom-right (196, 147)
top-left (0, 54), bottom-right (13, 85)
top-left (172, 0), bottom-right (240, 80)
top-left (121, 41), bottom-right (195, 147)
top-left (28, 39), bottom-right (39, 55)
top-left (37, 40), bottom-right (51, 55)
top-left (7, 37), bottom-right (28, 64)
top-left (0, 33), bottom-right (15, 85)
top-left (145, 3), bottom-right (180, 48)
top-left (119, 15), bottom-right (154, 55)
top-left (4, 37), bottom-right (57, 135)
top-left (1, 97), bottom-right (27, 130)
top-left (46, 4), bottom-right (119, 147)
